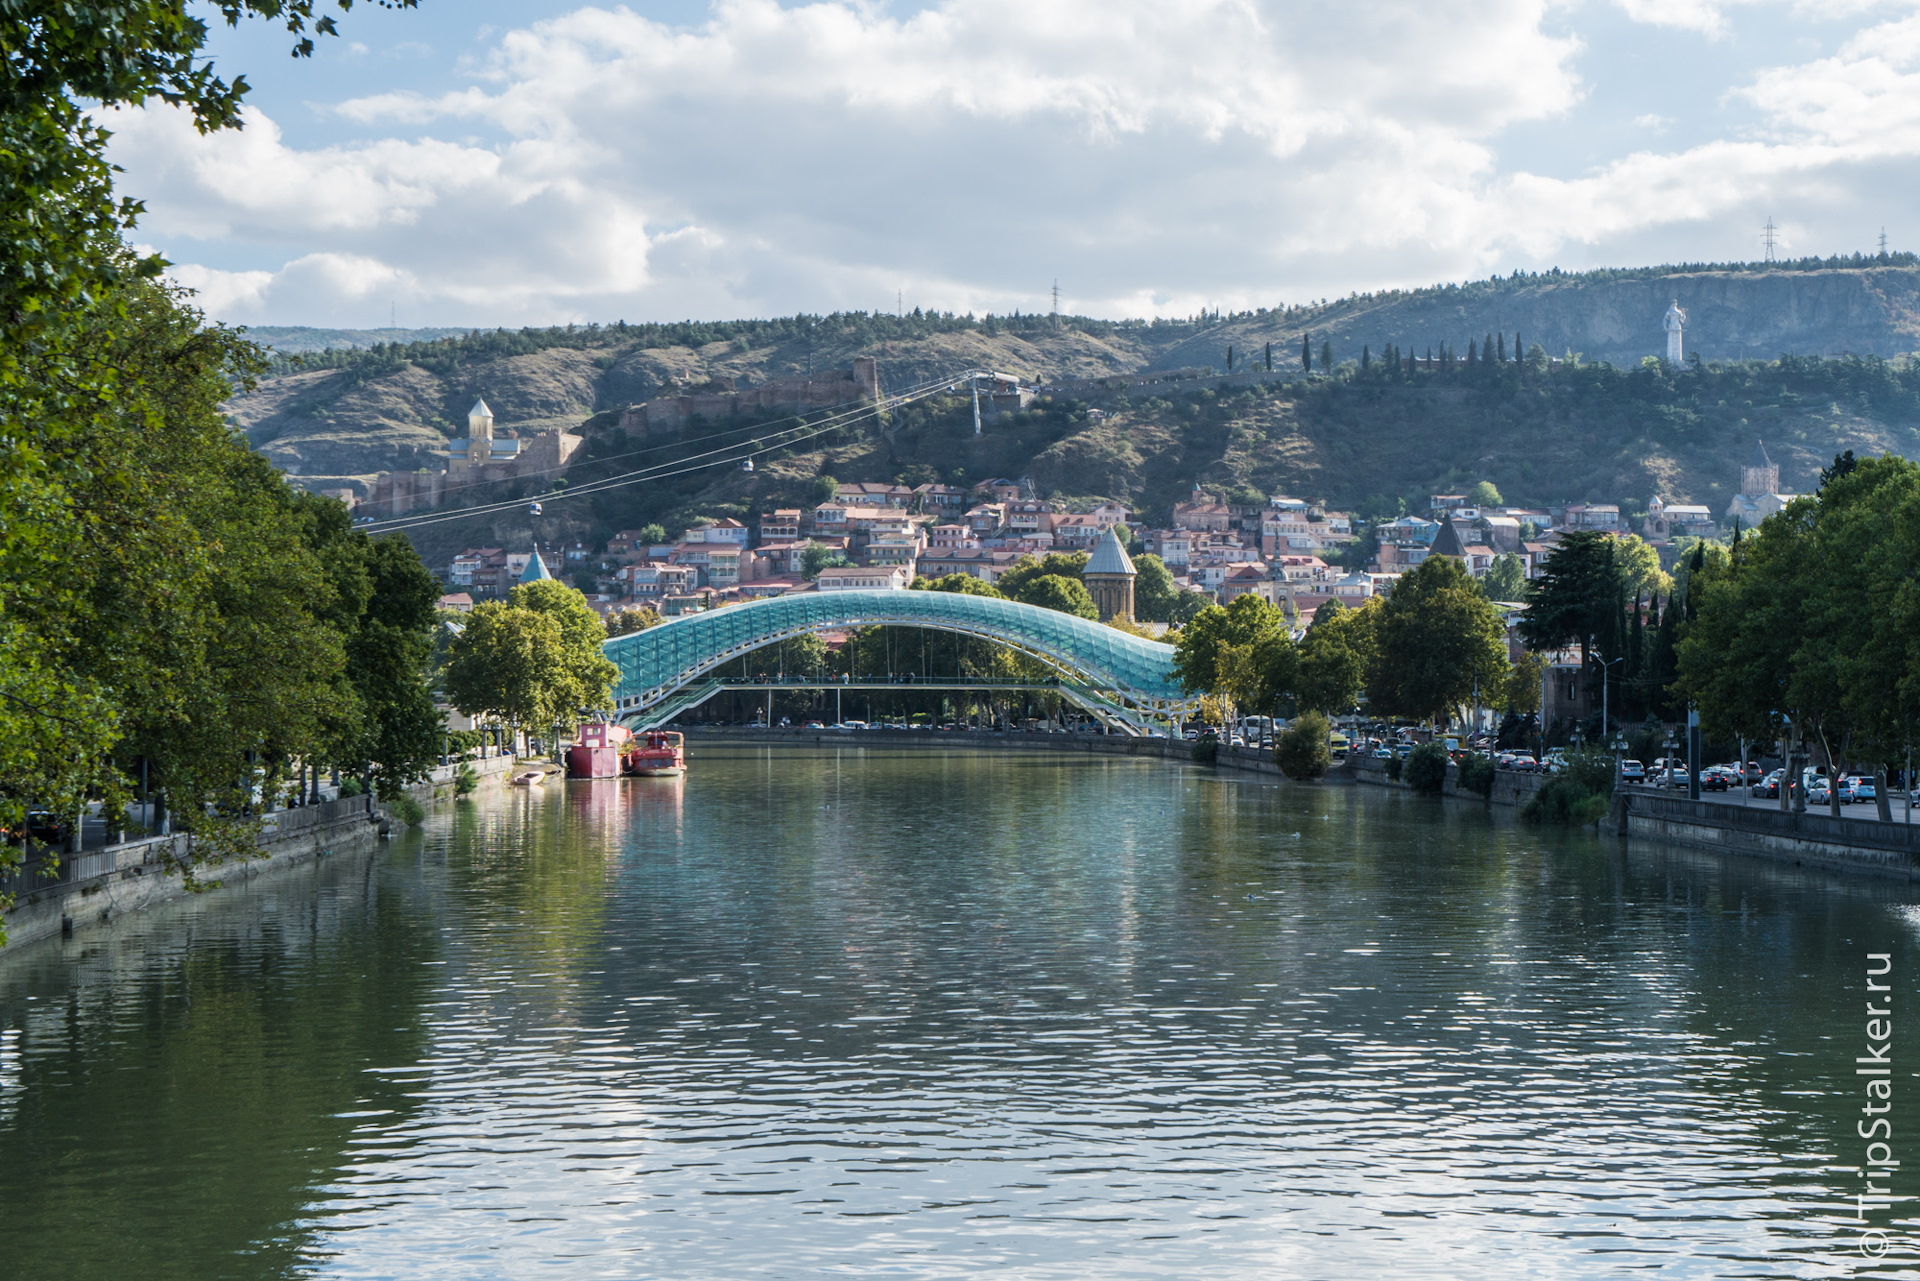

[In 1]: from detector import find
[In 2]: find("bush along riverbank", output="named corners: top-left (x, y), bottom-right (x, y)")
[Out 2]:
top-left (1274, 712), bottom-right (1332, 780)
top-left (1521, 749), bottom-right (1616, 825)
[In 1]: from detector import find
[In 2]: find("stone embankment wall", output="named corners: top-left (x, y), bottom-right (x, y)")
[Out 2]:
top-left (1348, 756), bottom-right (1548, 806)
top-left (684, 726), bottom-right (1298, 775)
top-left (0, 754), bottom-right (519, 956)
top-left (1610, 790), bottom-right (1920, 881)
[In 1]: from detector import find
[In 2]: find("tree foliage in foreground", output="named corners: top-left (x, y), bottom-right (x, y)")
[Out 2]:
top-left (0, 271), bottom-right (445, 914)
top-left (1678, 454), bottom-right (1920, 818)
top-left (0, 0), bottom-right (428, 928)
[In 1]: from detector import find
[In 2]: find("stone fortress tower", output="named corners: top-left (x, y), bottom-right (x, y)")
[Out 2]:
top-left (1664, 299), bottom-right (1686, 363)
top-left (1083, 526), bottom-right (1137, 622)
top-left (1725, 438), bottom-right (1795, 527)
top-left (1740, 438), bottom-right (1779, 497)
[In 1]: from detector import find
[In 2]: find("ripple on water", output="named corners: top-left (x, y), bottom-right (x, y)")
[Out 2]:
top-left (0, 749), bottom-right (1909, 1278)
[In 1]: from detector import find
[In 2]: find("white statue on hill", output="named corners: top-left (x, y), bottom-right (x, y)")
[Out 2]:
top-left (1664, 299), bottom-right (1686, 363)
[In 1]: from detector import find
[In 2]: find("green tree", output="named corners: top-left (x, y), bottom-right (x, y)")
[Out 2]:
top-left (800, 541), bottom-right (850, 580)
top-left (1502, 651), bottom-right (1545, 715)
top-left (637, 523), bottom-right (667, 546)
top-left (0, 5), bottom-right (420, 921)
top-left (1518, 531), bottom-right (1617, 668)
top-left (443, 604), bottom-right (570, 737)
top-left (1296, 598), bottom-right (1376, 714)
top-left (1133, 553), bottom-right (1178, 622)
top-left (1367, 556), bottom-right (1510, 723)
top-left (913, 573), bottom-right (1003, 596)
top-left (1682, 457), bottom-right (1920, 816)
top-left (1171, 595), bottom-right (1289, 707)
top-left (1320, 340), bottom-right (1334, 371)
top-left (1016, 574), bottom-right (1099, 620)
top-left (306, 509), bottom-right (444, 798)
top-left (1614, 534), bottom-right (1673, 600)
top-left (1467, 480), bottom-right (1503, 507)
top-left (1274, 710), bottom-right (1331, 780)
top-left (1403, 741), bottom-right (1450, 794)
top-left (605, 606), bottom-right (663, 636)
top-left (1302, 333), bottom-right (1312, 371)
top-left (996, 552), bottom-right (1090, 603)
top-left (1169, 588), bottom-right (1214, 627)
top-left (509, 579), bottom-right (621, 720)
top-left (1481, 552), bottom-right (1528, 602)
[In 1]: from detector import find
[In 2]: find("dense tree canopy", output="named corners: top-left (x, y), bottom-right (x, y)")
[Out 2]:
top-left (1367, 557), bottom-right (1509, 723)
top-left (1679, 454), bottom-right (1920, 815)
top-left (1295, 599), bottom-right (1377, 715)
top-left (0, 0), bottom-right (432, 930)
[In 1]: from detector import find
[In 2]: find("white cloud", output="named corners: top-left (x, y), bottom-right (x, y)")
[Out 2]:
top-left (98, 0), bottom-right (1920, 326)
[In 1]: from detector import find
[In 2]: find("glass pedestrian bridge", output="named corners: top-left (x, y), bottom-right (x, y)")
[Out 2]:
top-left (605, 590), bottom-right (1189, 732)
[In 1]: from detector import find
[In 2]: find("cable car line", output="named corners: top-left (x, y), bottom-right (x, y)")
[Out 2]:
top-left (358, 368), bottom-right (999, 534)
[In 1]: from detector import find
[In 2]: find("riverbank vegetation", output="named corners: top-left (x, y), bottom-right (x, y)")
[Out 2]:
top-left (1273, 712), bottom-right (1331, 780)
top-left (1677, 452), bottom-right (1920, 819)
top-left (0, 3), bottom-right (427, 931)
top-left (1170, 557), bottom-right (1517, 727)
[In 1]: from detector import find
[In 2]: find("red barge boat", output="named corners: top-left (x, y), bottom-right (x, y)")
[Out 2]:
top-left (565, 723), bottom-right (687, 779)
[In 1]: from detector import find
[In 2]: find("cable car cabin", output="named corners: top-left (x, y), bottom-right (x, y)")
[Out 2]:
top-left (527, 501), bottom-right (543, 516)
top-left (739, 458), bottom-right (754, 472)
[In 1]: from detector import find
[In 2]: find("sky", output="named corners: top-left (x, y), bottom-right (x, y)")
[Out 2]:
top-left (108, 0), bottom-right (1920, 328)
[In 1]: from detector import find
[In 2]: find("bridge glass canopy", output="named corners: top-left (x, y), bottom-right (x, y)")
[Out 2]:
top-left (605, 590), bottom-right (1181, 709)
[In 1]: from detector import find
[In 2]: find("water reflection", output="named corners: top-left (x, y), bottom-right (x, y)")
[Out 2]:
top-left (0, 750), bottom-right (1916, 1279)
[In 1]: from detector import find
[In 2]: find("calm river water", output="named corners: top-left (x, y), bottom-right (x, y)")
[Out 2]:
top-left (2, 748), bottom-right (1919, 1279)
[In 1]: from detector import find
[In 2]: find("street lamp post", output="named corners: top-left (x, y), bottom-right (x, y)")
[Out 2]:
top-left (1598, 654), bottom-right (1626, 742)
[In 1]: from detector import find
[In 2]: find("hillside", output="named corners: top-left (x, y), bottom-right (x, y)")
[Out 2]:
top-left (382, 351), bottom-right (1920, 573)
top-left (218, 258), bottom-right (1920, 566)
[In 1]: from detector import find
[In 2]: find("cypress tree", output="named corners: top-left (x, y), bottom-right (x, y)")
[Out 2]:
top-left (1497, 332), bottom-right (1507, 361)
top-left (1264, 341), bottom-right (1272, 371)
top-left (1684, 541), bottom-right (1706, 623)
top-left (1425, 346), bottom-right (1433, 369)
top-left (1516, 332), bottom-right (1524, 362)
top-left (1652, 597), bottom-right (1679, 717)
top-left (1302, 333), bottom-right (1311, 371)
top-left (1467, 338), bottom-right (1478, 366)
top-left (1628, 598), bottom-right (1645, 720)
top-left (1226, 345), bottom-right (1234, 372)
top-left (1320, 340), bottom-right (1334, 371)
top-left (1483, 332), bottom-right (1495, 369)
top-left (1361, 344), bottom-right (1371, 371)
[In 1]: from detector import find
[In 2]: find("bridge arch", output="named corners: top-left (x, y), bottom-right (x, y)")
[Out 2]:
top-left (604, 590), bottom-right (1187, 726)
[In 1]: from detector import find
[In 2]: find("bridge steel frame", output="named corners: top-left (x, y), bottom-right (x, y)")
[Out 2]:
top-left (605, 590), bottom-right (1192, 732)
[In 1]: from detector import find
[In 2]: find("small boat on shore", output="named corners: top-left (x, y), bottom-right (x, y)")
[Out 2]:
top-left (624, 730), bottom-right (686, 777)
top-left (510, 770), bottom-right (547, 787)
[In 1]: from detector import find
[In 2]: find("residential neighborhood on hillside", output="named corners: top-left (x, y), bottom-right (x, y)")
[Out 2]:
top-left (425, 438), bottom-right (1761, 632)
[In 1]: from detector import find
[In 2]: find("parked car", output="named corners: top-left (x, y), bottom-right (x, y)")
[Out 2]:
top-left (23, 808), bottom-right (67, 846)
top-left (1838, 776), bottom-right (1877, 804)
top-left (1807, 779), bottom-right (1834, 806)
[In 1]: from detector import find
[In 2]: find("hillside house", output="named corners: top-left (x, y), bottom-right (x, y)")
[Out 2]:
top-left (759, 509), bottom-right (802, 542)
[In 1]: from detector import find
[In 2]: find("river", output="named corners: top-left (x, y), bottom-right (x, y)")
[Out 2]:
top-left (0, 747), bottom-right (1915, 1278)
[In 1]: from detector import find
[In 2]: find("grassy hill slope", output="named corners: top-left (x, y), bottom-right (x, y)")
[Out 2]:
top-left (394, 352), bottom-right (1920, 573)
